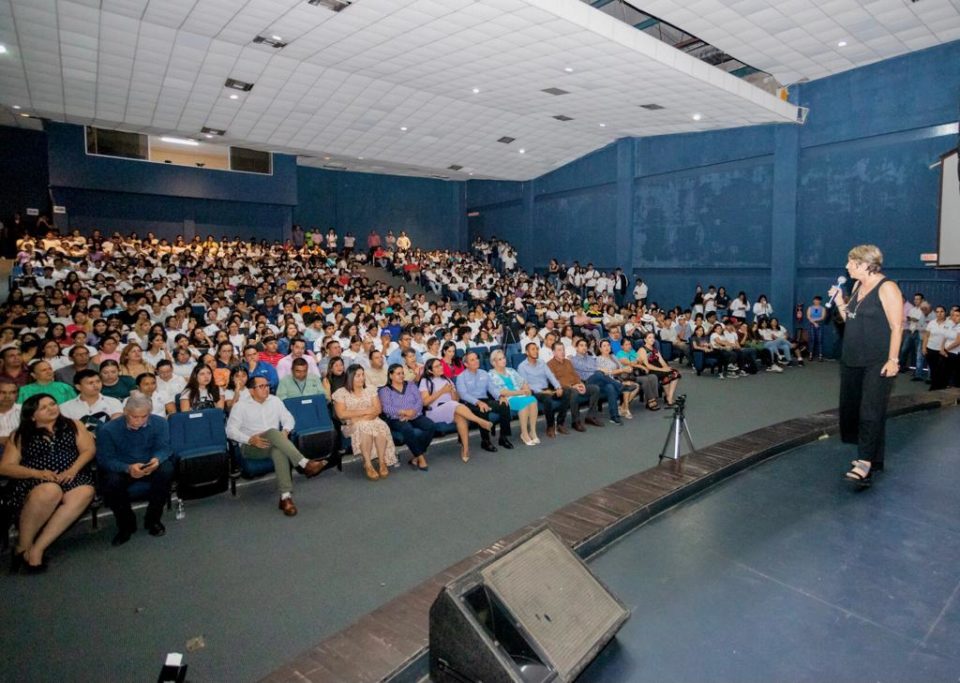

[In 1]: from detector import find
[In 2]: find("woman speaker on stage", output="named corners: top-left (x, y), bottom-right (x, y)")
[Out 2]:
top-left (830, 244), bottom-right (903, 485)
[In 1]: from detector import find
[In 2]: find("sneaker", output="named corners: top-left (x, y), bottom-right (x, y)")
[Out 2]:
top-left (610, 416), bottom-right (623, 426)
top-left (718, 372), bottom-right (726, 380)
top-left (739, 370), bottom-right (748, 377)
top-left (770, 365), bottom-right (784, 373)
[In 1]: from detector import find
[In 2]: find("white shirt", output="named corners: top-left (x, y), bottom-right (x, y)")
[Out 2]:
top-left (0, 404), bottom-right (21, 438)
top-left (157, 374), bottom-right (187, 398)
top-left (226, 395), bottom-right (295, 445)
top-left (60, 394), bottom-right (124, 424)
top-left (925, 319), bottom-right (952, 351)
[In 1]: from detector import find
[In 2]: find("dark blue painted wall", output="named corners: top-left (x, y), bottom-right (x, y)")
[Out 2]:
top-left (465, 40), bottom-right (960, 313)
top-left (43, 122), bottom-right (297, 242)
top-left (46, 122), bottom-right (298, 205)
top-left (0, 126), bottom-right (50, 228)
top-left (295, 166), bottom-right (466, 251)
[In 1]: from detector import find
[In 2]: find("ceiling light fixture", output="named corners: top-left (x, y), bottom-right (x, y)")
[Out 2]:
top-left (564, 67), bottom-right (574, 73)
top-left (400, 126), bottom-right (408, 131)
top-left (0, 45), bottom-right (7, 54)
top-left (542, 87), bottom-right (570, 96)
top-left (12, 105), bottom-right (21, 110)
top-left (225, 78), bottom-right (254, 91)
top-left (20, 112), bottom-right (29, 117)
top-left (201, 126), bottom-right (226, 136)
top-left (307, 0), bottom-right (353, 11)
top-left (205, 134), bottom-right (213, 139)
top-left (837, 40), bottom-right (847, 47)
top-left (692, 113), bottom-right (702, 121)
top-left (599, 123), bottom-right (606, 127)
top-left (472, 87), bottom-right (480, 94)
top-left (160, 136), bottom-right (200, 146)
top-left (229, 94), bottom-right (239, 100)
top-left (518, 148), bottom-right (526, 154)
top-left (253, 35), bottom-right (287, 49)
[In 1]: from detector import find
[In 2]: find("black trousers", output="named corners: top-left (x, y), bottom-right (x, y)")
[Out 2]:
top-left (100, 460), bottom-right (175, 531)
top-left (385, 415), bottom-right (436, 457)
top-left (534, 391), bottom-right (566, 427)
top-left (839, 362), bottom-right (895, 468)
top-left (926, 350), bottom-right (949, 390)
top-left (464, 395), bottom-right (512, 442)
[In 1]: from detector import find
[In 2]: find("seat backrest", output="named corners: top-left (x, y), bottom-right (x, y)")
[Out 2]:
top-left (168, 408), bottom-right (227, 456)
top-left (508, 352), bottom-right (526, 370)
top-left (282, 396), bottom-right (333, 431)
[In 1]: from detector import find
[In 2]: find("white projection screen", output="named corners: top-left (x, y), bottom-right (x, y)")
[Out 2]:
top-left (938, 148), bottom-right (960, 267)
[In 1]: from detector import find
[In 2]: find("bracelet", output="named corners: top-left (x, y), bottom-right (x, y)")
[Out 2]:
top-left (888, 358), bottom-right (899, 363)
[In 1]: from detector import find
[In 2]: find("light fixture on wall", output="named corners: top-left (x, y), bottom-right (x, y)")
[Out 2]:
top-left (160, 136), bottom-right (200, 146)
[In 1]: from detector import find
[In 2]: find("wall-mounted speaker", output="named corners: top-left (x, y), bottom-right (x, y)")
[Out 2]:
top-left (429, 526), bottom-right (629, 682)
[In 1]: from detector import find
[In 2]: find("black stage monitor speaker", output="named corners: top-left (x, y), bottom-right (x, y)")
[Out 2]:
top-left (429, 526), bottom-right (629, 682)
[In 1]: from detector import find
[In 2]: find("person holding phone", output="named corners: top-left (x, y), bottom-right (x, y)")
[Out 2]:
top-left (95, 394), bottom-right (176, 545)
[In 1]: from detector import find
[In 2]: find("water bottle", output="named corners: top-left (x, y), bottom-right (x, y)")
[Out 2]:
top-left (174, 494), bottom-right (185, 521)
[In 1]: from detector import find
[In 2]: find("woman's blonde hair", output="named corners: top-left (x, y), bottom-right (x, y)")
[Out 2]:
top-left (847, 244), bottom-right (883, 274)
top-left (489, 349), bottom-right (505, 364)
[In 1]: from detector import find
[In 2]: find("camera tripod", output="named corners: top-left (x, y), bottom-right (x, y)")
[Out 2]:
top-left (659, 395), bottom-right (696, 462)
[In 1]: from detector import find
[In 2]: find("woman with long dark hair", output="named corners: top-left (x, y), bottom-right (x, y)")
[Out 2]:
top-left (179, 364), bottom-right (224, 411)
top-left (440, 341), bottom-right (464, 379)
top-left (0, 394), bottom-right (95, 572)
top-left (331, 364), bottom-right (397, 480)
top-left (831, 244), bottom-right (904, 485)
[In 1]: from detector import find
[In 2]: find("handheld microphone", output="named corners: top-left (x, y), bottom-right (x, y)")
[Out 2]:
top-left (825, 276), bottom-right (847, 309)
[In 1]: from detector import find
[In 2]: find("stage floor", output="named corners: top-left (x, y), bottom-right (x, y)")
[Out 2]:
top-left (580, 406), bottom-right (960, 683)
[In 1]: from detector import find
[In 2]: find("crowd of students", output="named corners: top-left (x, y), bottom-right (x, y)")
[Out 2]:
top-left (1, 226), bottom-right (958, 572)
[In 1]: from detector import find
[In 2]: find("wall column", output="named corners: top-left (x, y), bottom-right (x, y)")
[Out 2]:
top-left (615, 138), bottom-right (635, 275)
top-left (771, 124), bottom-right (800, 317)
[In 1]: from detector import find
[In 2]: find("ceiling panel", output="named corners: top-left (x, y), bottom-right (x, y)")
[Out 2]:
top-left (0, 0), bottom-right (807, 179)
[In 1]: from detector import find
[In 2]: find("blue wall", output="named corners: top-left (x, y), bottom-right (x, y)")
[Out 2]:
top-left (0, 126), bottom-right (50, 228)
top-left (465, 40), bottom-right (960, 312)
top-left (44, 122), bottom-right (297, 242)
top-left (295, 166), bottom-right (466, 251)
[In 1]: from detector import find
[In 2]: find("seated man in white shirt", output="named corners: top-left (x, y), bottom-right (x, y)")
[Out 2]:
top-left (226, 376), bottom-right (329, 517)
top-left (0, 378), bottom-right (21, 448)
top-left (60, 369), bottom-right (124, 436)
top-left (155, 360), bottom-right (187, 400)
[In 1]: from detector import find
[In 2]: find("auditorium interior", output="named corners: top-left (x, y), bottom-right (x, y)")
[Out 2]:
top-left (1, 1), bottom-right (959, 681)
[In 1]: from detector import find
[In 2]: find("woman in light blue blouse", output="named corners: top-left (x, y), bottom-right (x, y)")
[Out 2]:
top-left (488, 349), bottom-right (539, 446)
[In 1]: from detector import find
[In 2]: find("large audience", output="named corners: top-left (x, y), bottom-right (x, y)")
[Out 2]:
top-left (1, 224), bottom-right (958, 572)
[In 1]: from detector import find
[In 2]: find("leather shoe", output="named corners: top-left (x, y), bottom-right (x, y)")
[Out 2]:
top-left (585, 417), bottom-right (604, 428)
top-left (546, 426), bottom-right (556, 438)
top-left (278, 497), bottom-right (298, 517)
top-left (572, 422), bottom-right (586, 432)
top-left (481, 441), bottom-right (498, 453)
top-left (111, 529), bottom-right (134, 547)
top-left (556, 424), bottom-right (570, 435)
top-left (303, 458), bottom-right (328, 478)
top-left (498, 437), bottom-right (514, 450)
top-left (147, 522), bottom-right (166, 537)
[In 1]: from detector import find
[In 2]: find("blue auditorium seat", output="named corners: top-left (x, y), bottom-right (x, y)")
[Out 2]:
top-left (169, 409), bottom-right (229, 499)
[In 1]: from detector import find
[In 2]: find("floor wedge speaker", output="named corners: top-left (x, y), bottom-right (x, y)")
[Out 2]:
top-left (430, 525), bottom-right (629, 682)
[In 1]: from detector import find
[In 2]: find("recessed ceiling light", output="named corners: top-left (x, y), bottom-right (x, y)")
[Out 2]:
top-left (837, 40), bottom-right (847, 47)
top-left (324, 156), bottom-right (331, 160)
top-left (160, 136), bottom-right (200, 146)
top-left (20, 113), bottom-right (30, 117)
top-left (599, 123), bottom-right (606, 127)
top-left (400, 126), bottom-right (407, 131)
top-left (564, 67), bottom-right (574, 73)
top-left (358, 156), bottom-right (364, 160)
top-left (0, 45), bottom-right (7, 55)
top-left (12, 105), bottom-right (21, 110)
top-left (271, 34), bottom-right (282, 41)
top-left (692, 113), bottom-right (702, 121)
top-left (201, 126), bottom-right (226, 136)
top-left (472, 87), bottom-right (480, 94)
top-left (518, 148), bottom-right (526, 154)
top-left (204, 134), bottom-right (214, 139)
top-left (229, 94), bottom-right (239, 100)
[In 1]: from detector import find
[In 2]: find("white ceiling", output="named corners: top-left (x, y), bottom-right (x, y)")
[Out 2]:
top-left (631, 0), bottom-right (960, 86)
top-left (1, 0), bottom-right (800, 180)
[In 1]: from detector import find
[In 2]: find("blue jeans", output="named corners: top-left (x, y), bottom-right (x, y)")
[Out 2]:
top-left (808, 324), bottom-right (824, 358)
top-left (585, 372), bottom-right (620, 420)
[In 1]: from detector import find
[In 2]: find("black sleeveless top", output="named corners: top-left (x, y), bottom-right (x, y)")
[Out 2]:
top-left (841, 278), bottom-right (891, 367)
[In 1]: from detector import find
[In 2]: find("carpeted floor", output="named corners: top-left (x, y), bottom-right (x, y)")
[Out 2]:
top-left (0, 364), bottom-right (934, 682)
top-left (582, 406), bottom-right (960, 682)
